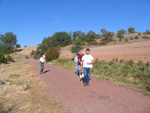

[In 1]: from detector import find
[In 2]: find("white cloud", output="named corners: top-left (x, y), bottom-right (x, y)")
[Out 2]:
top-left (51, 21), bottom-right (61, 26)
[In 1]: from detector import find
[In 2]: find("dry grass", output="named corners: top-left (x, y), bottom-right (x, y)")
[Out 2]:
top-left (0, 61), bottom-right (70, 113)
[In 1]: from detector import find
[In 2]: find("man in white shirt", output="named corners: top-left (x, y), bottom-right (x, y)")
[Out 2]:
top-left (39, 55), bottom-right (45, 74)
top-left (74, 53), bottom-right (79, 75)
top-left (81, 48), bottom-right (94, 86)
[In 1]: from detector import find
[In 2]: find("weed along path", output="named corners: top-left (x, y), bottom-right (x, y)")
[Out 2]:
top-left (22, 59), bottom-right (150, 113)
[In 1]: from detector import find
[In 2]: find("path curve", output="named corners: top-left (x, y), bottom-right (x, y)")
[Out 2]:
top-left (22, 59), bottom-right (150, 113)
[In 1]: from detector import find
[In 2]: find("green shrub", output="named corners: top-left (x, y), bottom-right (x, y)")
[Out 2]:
top-left (130, 37), bottom-right (134, 40)
top-left (115, 58), bottom-right (118, 62)
top-left (0, 54), bottom-right (7, 64)
top-left (6, 56), bottom-right (14, 62)
top-left (30, 50), bottom-right (36, 58)
top-left (118, 35), bottom-right (124, 39)
top-left (120, 59), bottom-right (124, 63)
top-left (71, 45), bottom-right (83, 53)
top-left (98, 39), bottom-right (112, 45)
top-left (128, 59), bottom-right (134, 67)
top-left (146, 29), bottom-right (150, 34)
top-left (30, 50), bottom-right (41, 59)
top-left (146, 62), bottom-right (150, 68)
top-left (88, 40), bottom-right (97, 45)
top-left (118, 35), bottom-right (124, 42)
top-left (143, 36), bottom-right (150, 39)
top-left (24, 84), bottom-right (30, 91)
top-left (45, 47), bottom-right (59, 61)
top-left (25, 55), bottom-right (29, 59)
top-left (16, 44), bottom-right (21, 48)
top-left (125, 38), bottom-right (128, 42)
top-left (135, 36), bottom-right (139, 39)
top-left (71, 39), bottom-right (83, 53)
top-left (10, 74), bottom-right (21, 78)
top-left (119, 38), bottom-right (122, 42)
top-left (138, 32), bottom-right (141, 36)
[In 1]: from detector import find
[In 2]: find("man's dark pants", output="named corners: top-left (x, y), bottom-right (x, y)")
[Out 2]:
top-left (40, 63), bottom-right (44, 73)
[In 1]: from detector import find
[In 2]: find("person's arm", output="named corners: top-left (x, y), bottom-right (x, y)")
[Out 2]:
top-left (80, 60), bottom-right (83, 66)
top-left (87, 60), bottom-right (94, 65)
top-left (81, 56), bottom-right (84, 66)
top-left (74, 57), bottom-right (76, 65)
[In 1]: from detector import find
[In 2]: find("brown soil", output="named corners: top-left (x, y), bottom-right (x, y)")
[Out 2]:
top-left (60, 40), bottom-right (150, 63)
top-left (23, 59), bottom-right (150, 113)
top-left (17, 46), bottom-right (37, 55)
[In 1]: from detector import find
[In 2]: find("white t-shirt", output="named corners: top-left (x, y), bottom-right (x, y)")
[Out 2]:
top-left (74, 56), bottom-right (78, 63)
top-left (82, 54), bottom-right (94, 68)
top-left (39, 57), bottom-right (45, 63)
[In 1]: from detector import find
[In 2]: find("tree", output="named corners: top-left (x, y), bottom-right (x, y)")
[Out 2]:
top-left (67, 31), bottom-right (73, 39)
top-left (73, 31), bottom-right (82, 39)
top-left (52, 32), bottom-right (71, 47)
top-left (16, 44), bottom-right (21, 48)
top-left (117, 29), bottom-right (126, 40)
top-left (100, 28), bottom-right (114, 40)
top-left (35, 32), bottom-right (72, 57)
top-left (78, 32), bottom-right (86, 40)
top-left (128, 27), bottom-right (135, 33)
top-left (71, 39), bottom-right (83, 53)
top-left (101, 28), bottom-right (107, 34)
top-left (0, 32), bottom-right (17, 48)
top-left (0, 32), bottom-right (17, 55)
top-left (146, 29), bottom-right (150, 34)
top-left (0, 54), bottom-right (7, 64)
top-left (117, 29), bottom-right (126, 36)
top-left (85, 30), bottom-right (96, 42)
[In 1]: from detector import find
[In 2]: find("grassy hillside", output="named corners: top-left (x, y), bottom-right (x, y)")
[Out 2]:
top-left (0, 61), bottom-right (70, 113)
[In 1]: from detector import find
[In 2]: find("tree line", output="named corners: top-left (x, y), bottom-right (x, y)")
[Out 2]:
top-left (31, 27), bottom-right (150, 61)
top-left (0, 32), bottom-right (21, 64)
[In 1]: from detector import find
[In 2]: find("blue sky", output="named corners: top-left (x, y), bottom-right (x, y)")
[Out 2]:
top-left (0, 0), bottom-right (150, 47)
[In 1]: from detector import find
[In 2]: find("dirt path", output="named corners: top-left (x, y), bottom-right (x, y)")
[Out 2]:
top-left (22, 59), bottom-right (150, 113)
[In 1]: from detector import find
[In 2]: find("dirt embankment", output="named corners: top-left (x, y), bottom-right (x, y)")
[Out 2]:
top-left (17, 40), bottom-right (150, 63)
top-left (60, 40), bottom-right (150, 63)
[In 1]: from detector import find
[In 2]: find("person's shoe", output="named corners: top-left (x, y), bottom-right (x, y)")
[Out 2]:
top-left (40, 72), bottom-right (42, 74)
top-left (86, 84), bottom-right (89, 86)
top-left (84, 82), bottom-right (86, 86)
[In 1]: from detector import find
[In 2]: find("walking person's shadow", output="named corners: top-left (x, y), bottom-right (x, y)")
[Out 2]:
top-left (43, 70), bottom-right (50, 74)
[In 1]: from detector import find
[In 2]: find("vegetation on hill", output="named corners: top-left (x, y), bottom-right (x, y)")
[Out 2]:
top-left (45, 47), bottom-right (60, 61)
top-left (30, 27), bottom-right (150, 59)
top-left (16, 44), bottom-right (21, 48)
top-left (128, 27), bottom-right (135, 33)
